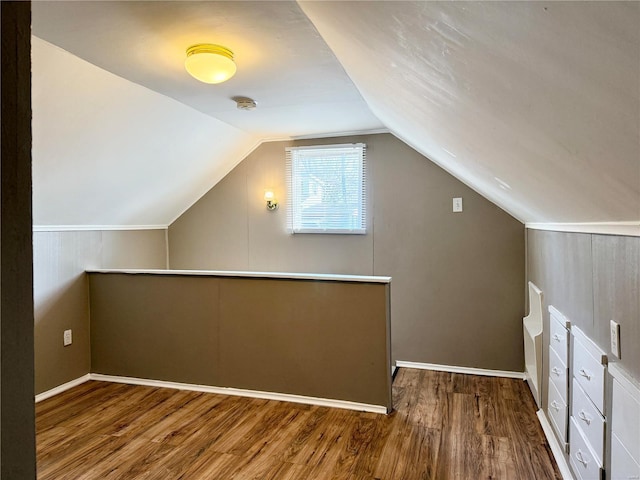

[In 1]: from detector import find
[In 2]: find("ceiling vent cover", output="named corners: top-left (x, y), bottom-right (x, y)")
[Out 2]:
top-left (234, 97), bottom-right (257, 110)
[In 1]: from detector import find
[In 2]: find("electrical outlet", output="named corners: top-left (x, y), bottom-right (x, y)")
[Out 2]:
top-left (610, 320), bottom-right (620, 358)
top-left (453, 197), bottom-right (463, 212)
top-left (63, 329), bottom-right (72, 347)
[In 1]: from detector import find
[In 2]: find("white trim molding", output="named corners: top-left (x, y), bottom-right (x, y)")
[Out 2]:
top-left (526, 222), bottom-right (640, 237)
top-left (89, 374), bottom-right (388, 414)
top-left (35, 373), bottom-right (389, 414)
top-left (33, 225), bottom-right (168, 232)
top-left (35, 374), bottom-right (91, 403)
top-left (290, 128), bottom-right (390, 141)
top-left (536, 409), bottom-right (574, 480)
top-left (609, 362), bottom-right (640, 394)
top-left (395, 361), bottom-right (526, 379)
top-left (86, 268), bottom-right (391, 284)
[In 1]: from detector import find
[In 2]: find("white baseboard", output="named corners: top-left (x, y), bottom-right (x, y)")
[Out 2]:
top-left (89, 373), bottom-right (388, 414)
top-left (395, 361), bottom-right (525, 379)
top-left (524, 373), bottom-right (542, 408)
top-left (35, 373), bottom-right (92, 403)
top-left (536, 409), bottom-right (574, 480)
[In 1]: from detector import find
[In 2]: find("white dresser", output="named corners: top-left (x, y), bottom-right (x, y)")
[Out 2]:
top-left (609, 363), bottom-right (640, 480)
top-left (570, 326), bottom-right (607, 480)
top-left (548, 306), bottom-right (571, 450)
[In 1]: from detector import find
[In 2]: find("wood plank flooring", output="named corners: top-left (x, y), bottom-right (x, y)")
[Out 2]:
top-left (36, 368), bottom-right (560, 479)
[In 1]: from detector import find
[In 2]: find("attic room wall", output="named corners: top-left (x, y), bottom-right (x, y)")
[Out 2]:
top-left (33, 229), bottom-right (167, 394)
top-left (527, 229), bottom-right (640, 390)
top-left (169, 133), bottom-right (525, 371)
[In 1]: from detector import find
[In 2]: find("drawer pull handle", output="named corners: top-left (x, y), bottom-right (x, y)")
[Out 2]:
top-left (575, 450), bottom-right (589, 467)
top-left (579, 368), bottom-right (592, 380)
top-left (578, 410), bottom-right (592, 425)
top-left (552, 367), bottom-right (562, 376)
top-left (550, 400), bottom-right (560, 412)
top-left (553, 334), bottom-right (562, 342)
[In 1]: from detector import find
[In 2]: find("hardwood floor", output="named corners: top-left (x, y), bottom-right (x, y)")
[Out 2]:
top-left (36, 368), bottom-right (561, 479)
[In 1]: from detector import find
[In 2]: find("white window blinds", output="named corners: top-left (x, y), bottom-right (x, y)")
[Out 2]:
top-left (286, 143), bottom-right (366, 234)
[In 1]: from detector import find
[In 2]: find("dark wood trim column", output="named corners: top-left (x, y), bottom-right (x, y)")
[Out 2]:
top-left (1, 1), bottom-right (36, 477)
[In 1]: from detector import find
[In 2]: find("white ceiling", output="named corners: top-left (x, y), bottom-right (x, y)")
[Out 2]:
top-left (300, 1), bottom-right (640, 225)
top-left (31, 1), bottom-right (383, 139)
top-left (32, 37), bottom-right (260, 226)
top-left (31, 1), bottom-right (639, 228)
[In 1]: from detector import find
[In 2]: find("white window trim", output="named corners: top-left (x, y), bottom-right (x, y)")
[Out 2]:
top-left (286, 143), bottom-right (367, 235)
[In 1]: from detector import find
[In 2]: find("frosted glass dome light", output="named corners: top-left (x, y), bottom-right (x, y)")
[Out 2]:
top-left (184, 44), bottom-right (236, 84)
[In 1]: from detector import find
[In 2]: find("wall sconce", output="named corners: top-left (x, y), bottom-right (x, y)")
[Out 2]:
top-left (264, 189), bottom-right (278, 211)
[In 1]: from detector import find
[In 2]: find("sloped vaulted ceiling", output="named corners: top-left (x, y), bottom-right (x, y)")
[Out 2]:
top-left (300, 1), bottom-right (640, 226)
top-left (32, 1), bottom-right (639, 229)
top-left (31, 1), bottom-right (383, 227)
top-left (32, 37), bottom-right (260, 227)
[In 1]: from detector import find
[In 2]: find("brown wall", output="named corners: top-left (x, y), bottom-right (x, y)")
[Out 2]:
top-left (89, 273), bottom-right (392, 409)
top-left (33, 229), bottom-right (167, 394)
top-left (1, 1), bottom-right (36, 476)
top-left (169, 134), bottom-right (526, 371)
top-left (527, 229), bottom-right (640, 398)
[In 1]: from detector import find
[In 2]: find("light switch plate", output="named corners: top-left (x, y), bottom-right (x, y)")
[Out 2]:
top-left (610, 320), bottom-right (620, 358)
top-left (63, 329), bottom-right (72, 347)
top-left (453, 197), bottom-right (463, 212)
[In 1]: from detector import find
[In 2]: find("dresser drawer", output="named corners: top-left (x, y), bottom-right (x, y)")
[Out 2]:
top-left (573, 335), bottom-right (606, 415)
top-left (612, 375), bottom-right (640, 464)
top-left (572, 378), bottom-right (605, 464)
top-left (548, 376), bottom-right (568, 445)
top-left (611, 433), bottom-right (640, 480)
top-left (549, 346), bottom-right (568, 402)
top-left (549, 309), bottom-right (569, 365)
top-left (570, 417), bottom-right (603, 480)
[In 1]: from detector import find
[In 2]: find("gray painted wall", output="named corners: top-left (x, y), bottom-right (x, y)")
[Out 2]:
top-left (169, 133), bottom-right (526, 371)
top-left (527, 229), bottom-right (640, 393)
top-left (89, 273), bottom-right (392, 409)
top-left (1, 1), bottom-right (36, 476)
top-left (33, 229), bottom-right (167, 394)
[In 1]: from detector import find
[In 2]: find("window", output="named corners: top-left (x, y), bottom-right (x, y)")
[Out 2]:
top-left (286, 143), bottom-right (366, 234)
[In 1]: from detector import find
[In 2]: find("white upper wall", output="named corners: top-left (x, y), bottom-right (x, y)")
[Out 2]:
top-left (32, 37), bottom-right (260, 227)
top-left (299, 1), bottom-right (640, 226)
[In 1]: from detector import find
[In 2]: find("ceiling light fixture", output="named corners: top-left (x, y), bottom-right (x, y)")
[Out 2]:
top-left (184, 44), bottom-right (236, 84)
